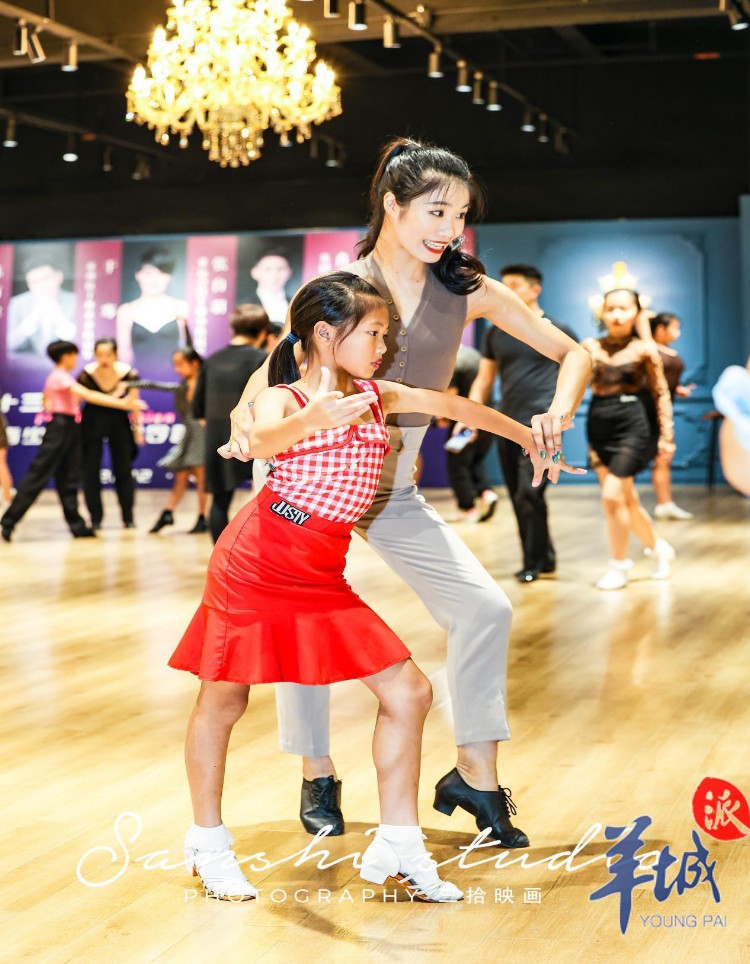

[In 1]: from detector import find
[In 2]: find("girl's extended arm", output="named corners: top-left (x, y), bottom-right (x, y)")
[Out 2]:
top-left (468, 276), bottom-right (591, 453)
top-left (70, 382), bottom-right (146, 412)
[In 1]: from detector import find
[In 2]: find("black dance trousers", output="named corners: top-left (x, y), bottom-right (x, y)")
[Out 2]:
top-left (209, 488), bottom-right (235, 543)
top-left (446, 430), bottom-right (494, 510)
top-left (497, 436), bottom-right (555, 571)
top-left (1, 414), bottom-right (88, 534)
top-left (81, 420), bottom-right (135, 525)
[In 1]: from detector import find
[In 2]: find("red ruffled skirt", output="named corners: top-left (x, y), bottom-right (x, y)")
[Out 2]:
top-left (169, 486), bottom-right (411, 684)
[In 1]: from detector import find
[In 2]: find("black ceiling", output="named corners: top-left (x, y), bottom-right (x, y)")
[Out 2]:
top-left (0, 1), bottom-right (747, 238)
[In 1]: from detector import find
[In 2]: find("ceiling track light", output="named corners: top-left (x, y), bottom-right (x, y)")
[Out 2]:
top-left (486, 80), bottom-right (502, 112)
top-left (62, 133), bottom-right (78, 162)
top-left (521, 106), bottom-right (536, 132)
top-left (383, 16), bottom-right (401, 49)
top-left (13, 19), bottom-right (29, 57)
top-left (472, 71), bottom-right (484, 105)
top-left (537, 115), bottom-right (550, 143)
top-left (325, 139), bottom-right (339, 167)
top-left (102, 145), bottom-right (113, 172)
top-left (554, 127), bottom-right (570, 155)
top-left (27, 28), bottom-right (46, 64)
top-left (427, 45), bottom-right (443, 78)
top-left (348, 0), bottom-right (367, 31)
top-left (132, 156), bottom-right (151, 180)
top-left (62, 39), bottom-right (78, 72)
top-left (324, 0), bottom-right (341, 16)
top-left (3, 116), bottom-right (19, 148)
top-left (456, 60), bottom-right (471, 93)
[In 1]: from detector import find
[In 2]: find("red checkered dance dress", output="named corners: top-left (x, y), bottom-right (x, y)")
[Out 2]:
top-left (169, 380), bottom-right (412, 684)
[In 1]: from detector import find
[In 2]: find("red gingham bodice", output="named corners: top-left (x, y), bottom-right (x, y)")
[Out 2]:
top-left (265, 379), bottom-right (391, 524)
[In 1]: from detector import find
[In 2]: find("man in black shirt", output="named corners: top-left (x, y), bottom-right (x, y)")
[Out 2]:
top-left (470, 264), bottom-right (578, 583)
top-left (193, 304), bottom-right (269, 541)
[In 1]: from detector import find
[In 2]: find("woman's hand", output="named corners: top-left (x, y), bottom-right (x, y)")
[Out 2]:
top-left (133, 429), bottom-right (145, 446)
top-left (529, 411), bottom-right (574, 463)
top-left (302, 367), bottom-right (377, 432)
top-left (219, 402), bottom-right (255, 462)
top-left (523, 427), bottom-right (586, 485)
top-left (126, 398), bottom-right (149, 412)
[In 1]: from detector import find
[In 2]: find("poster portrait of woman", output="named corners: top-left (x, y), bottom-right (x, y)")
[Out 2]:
top-left (116, 241), bottom-right (190, 379)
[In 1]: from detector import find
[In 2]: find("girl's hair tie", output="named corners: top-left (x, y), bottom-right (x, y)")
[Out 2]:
top-left (286, 332), bottom-right (300, 345)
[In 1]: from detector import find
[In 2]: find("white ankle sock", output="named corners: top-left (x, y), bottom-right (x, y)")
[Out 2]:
top-left (187, 822), bottom-right (231, 848)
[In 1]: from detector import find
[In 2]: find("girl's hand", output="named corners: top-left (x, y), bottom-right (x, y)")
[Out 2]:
top-left (127, 398), bottom-right (149, 412)
top-left (303, 367), bottom-right (377, 432)
top-left (219, 402), bottom-right (255, 462)
top-left (530, 411), bottom-right (574, 463)
top-left (675, 383), bottom-right (696, 398)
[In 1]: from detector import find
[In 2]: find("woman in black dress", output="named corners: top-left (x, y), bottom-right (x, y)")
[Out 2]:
top-left (78, 338), bottom-right (141, 529)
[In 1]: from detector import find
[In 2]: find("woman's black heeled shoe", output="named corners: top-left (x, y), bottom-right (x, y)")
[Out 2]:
top-left (433, 768), bottom-right (530, 848)
top-left (188, 514), bottom-right (208, 534)
top-left (149, 509), bottom-right (174, 534)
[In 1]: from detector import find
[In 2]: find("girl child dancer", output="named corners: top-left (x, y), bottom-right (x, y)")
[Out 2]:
top-left (170, 272), bottom-right (583, 903)
top-left (583, 288), bottom-right (676, 590)
top-left (220, 139), bottom-right (592, 849)
top-left (129, 349), bottom-right (209, 534)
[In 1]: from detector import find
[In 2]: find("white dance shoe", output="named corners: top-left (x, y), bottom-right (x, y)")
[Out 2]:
top-left (645, 538), bottom-right (675, 580)
top-left (595, 558), bottom-right (633, 591)
top-left (184, 823), bottom-right (257, 901)
top-left (654, 502), bottom-right (693, 521)
top-left (360, 831), bottom-right (463, 902)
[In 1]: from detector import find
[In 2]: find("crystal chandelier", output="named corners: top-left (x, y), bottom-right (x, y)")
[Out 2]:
top-left (125, 0), bottom-right (342, 168)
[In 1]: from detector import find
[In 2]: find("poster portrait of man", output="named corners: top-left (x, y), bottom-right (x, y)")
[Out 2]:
top-left (7, 243), bottom-right (77, 359)
top-left (235, 235), bottom-right (303, 325)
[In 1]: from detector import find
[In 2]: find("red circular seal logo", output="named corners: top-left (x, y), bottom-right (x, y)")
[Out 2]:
top-left (692, 777), bottom-right (750, 841)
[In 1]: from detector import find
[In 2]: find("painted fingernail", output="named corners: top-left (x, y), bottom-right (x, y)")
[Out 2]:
top-left (540, 449), bottom-right (546, 459)
top-left (552, 451), bottom-right (561, 464)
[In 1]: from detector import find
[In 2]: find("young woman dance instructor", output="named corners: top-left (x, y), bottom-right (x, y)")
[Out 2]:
top-left (221, 140), bottom-right (592, 847)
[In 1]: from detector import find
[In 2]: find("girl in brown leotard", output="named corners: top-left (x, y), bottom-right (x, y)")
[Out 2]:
top-left (583, 288), bottom-right (676, 590)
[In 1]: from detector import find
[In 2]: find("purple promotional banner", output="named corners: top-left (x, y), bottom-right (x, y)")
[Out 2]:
top-left (74, 240), bottom-right (124, 359)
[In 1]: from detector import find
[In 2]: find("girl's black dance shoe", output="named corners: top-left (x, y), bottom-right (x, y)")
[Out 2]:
top-left (300, 776), bottom-right (345, 836)
top-left (433, 768), bottom-right (530, 848)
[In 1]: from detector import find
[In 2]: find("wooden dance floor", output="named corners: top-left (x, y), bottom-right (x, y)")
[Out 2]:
top-left (2, 485), bottom-right (749, 962)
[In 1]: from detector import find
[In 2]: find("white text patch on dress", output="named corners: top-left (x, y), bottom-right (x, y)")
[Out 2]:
top-left (270, 499), bottom-right (311, 526)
